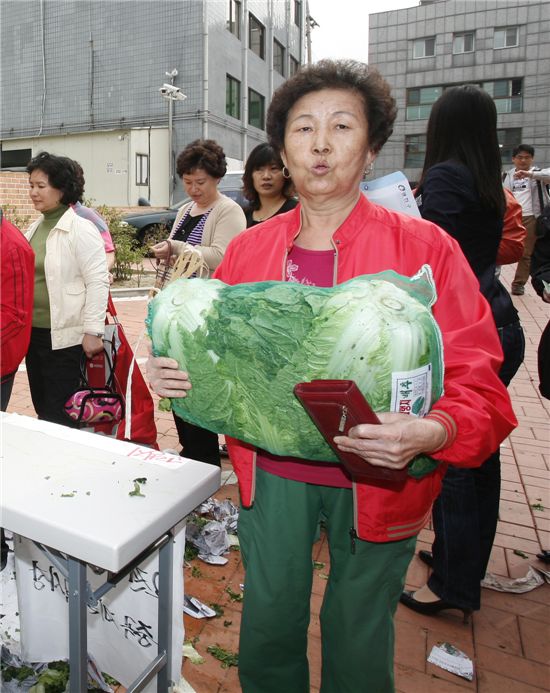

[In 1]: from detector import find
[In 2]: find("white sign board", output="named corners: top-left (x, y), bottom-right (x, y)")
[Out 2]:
top-left (14, 523), bottom-right (185, 691)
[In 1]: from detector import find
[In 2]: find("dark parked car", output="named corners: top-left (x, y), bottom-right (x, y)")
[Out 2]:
top-left (121, 171), bottom-right (247, 244)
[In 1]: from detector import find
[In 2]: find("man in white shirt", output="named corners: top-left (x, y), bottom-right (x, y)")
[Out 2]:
top-left (503, 144), bottom-right (550, 295)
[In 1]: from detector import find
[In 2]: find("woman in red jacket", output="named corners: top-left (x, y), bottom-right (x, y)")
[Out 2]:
top-left (147, 60), bottom-right (516, 693)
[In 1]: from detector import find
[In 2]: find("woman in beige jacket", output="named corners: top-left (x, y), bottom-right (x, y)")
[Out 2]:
top-left (25, 152), bottom-right (109, 427)
top-left (151, 139), bottom-right (246, 465)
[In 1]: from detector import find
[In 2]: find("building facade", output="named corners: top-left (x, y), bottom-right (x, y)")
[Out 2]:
top-left (1, 0), bottom-right (305, 206)
top-left (368, 0), bottom-right (550, 182)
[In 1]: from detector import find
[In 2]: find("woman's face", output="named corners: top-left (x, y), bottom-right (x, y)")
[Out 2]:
top-left (29, 169), bottom-right (64, 213)
top-left (181, 168), bottom-right (219, 207)
top-left (252, 162), bottom-right (285, 199)
top-left (281, 88), bottom-right (372, 202)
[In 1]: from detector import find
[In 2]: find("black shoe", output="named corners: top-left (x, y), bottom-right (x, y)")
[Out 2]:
top-left (400, 589), bottom-right (472, 624)
top-left (511, 285), bottom-right (525, 296)
top-left (418, 549), bottom-right (433, 568)
top-left (219, 444), bottom-right (228, 457)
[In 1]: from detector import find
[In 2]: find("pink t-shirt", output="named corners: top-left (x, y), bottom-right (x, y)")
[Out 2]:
top-left (256, 245), bottom-right (353, 488)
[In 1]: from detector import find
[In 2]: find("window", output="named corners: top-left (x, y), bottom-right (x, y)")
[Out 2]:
top-left (497, 127), bottom-right (522, 164)
top-left (273, 39), bottom-right (285, 76)
top-left (404, 135), bottom-right (426, 168)
top-left (136, 153), bottom-right (149, 186)
top-left (226, 74), bottom-right (241, 119)
top-left (248, 88), bottom-right (265, 130)
top-left (249, 14), bottom-right (265, 59)
top-left (413, 37), bottom-right (435, 59)
top-left (483, 78), bottom-right (523, 114)
top-left (294, 0), bottom-right (302, 27)
top-left (453, 32), bottom-right (475, 54)
top-left (0, 147), bottom-right (32, 168)
top-left (494, 26), bottom-right (519, 49)
top-left (289, 55), bottom-right (300, 77)
top-left (227, 0), bottom-right (241, 39)
top-left (406, 86), bottom-right (443, 120)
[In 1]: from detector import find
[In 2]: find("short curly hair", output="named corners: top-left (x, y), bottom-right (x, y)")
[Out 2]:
top-left (26, 151), bottom-right (84, 205)
top-left (176, 139), bottom-right (227, 179)
top-left (266, 59), bottom-right (396, 156)
top-left (242, 143), bottom-right (294, 208)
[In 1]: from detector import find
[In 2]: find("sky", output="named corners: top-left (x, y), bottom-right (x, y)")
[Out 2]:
top-left (308, 0), bottom-right (419, 63)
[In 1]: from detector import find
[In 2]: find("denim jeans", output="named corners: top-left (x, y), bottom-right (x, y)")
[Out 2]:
top-left (427, 320), bottom-right (525, 610)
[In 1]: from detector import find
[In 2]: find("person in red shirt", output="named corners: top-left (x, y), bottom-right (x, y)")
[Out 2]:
top-left (1, 211), bottom-right (35, 409)
top-left (146, 60), bottom-right (517, 692)
top-left (0, 209), bottom-right (35, 570)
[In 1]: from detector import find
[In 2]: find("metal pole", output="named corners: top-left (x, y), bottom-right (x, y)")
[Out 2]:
top-left (68, 557), bottom-right (88, 693)
top-left (168, 97), bottom-right (173, 206)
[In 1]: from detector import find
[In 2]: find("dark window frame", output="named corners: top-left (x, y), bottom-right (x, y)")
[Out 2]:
top-left (249, 13), bottom-right (265, 60)
top-left (494, 26), bottom-right (519, 49)
top-left (0, 147), bottom-right (32, 169)
top-left (289, 54), bottom-right (300, 77)
top-left (248, 87), bottom-right (265, 130)
top-left (412, 36), bottom-right (436, 59)
top-left (294, 0), bottom-right (302, 27)
top-left (226, 74), bottom-right (241, 119)
top-left (227, 0), bottom-right (241, 39)
top-left (452, 31), bottom-right (475, 54)
top-left (273, 38), bottom-right (285, 76)
top-left (135, 153), bottom-right (149, 186)
top-left (404, 134), bottom-right (427, 168)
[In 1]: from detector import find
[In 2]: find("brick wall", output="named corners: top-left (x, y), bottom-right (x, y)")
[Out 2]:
top-left (0, 171), bottom-right (39, 226)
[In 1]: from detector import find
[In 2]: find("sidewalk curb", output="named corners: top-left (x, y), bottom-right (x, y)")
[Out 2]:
top-left (110, 286), bottom-right (153, 299)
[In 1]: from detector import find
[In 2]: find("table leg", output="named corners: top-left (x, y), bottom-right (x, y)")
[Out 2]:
top-left (157, 531), bottom-right (174, 692)
top-left (68, 556), bottom-right (88, 692)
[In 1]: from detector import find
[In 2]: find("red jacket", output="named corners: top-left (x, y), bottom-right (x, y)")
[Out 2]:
top-left (1, 217), bottom-right (35, 378)
top-left (498, 189), bottom-right (526, 265)
top-left (214, 195), bottom-right (517, 542)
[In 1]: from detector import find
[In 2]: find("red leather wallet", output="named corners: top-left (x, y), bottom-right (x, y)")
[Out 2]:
top-left (293, 379), bottom-right (408, 484)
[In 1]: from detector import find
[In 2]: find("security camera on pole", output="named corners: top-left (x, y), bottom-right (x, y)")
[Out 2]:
top-left (160, 69), bottom-right (187, 205)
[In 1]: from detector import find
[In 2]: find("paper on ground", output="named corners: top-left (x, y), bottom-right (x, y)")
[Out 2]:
top-left (481, 567), bottom-right (545, 593)
top-left (428, 642), bottom-right (474, 681)
top-left (183, 595), bottom-right (217, 619)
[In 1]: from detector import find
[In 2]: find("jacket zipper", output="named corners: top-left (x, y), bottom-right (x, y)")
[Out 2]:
top-left (250, 449), bottom-right (257, 503)
top-left (350, 481), bottom-right (359, 553)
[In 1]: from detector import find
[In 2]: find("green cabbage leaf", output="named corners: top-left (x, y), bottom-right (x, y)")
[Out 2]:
top-left (146, 267), bottom-right (444, 476)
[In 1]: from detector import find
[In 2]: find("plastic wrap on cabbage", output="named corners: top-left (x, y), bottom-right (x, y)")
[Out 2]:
top-left (146, 266), bottom-right (445, 478)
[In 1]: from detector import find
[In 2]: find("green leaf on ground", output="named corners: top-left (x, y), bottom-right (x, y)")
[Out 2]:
top-left (207, 644), bottom-right (238, 668)
top-left (513, 549), bottom-right (529, 559)
top-left (225, 586), bottom-right (243, 602)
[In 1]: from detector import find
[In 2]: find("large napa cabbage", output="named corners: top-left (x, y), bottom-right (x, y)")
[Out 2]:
top-left (146, 267), bottom-right (444, 473)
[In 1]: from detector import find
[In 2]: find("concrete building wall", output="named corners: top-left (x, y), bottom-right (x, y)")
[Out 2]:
top-left (1, 0), bottom-right (305, 206)
top-left (369, 0), bottom-right (550, 181)
top-left (1, 129), bottom-right (169, 207)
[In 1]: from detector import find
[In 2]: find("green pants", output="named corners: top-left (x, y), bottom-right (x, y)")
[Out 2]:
top-left (238, 468), bottom-right (416, 693)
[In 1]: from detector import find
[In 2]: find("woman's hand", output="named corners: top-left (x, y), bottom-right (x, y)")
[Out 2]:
top-left (333, 413), bottom-right (447, 470)
top-left (151, 240), bottom-right (172, 262)
top-left (82, 334), bottom-right (104, 359)
top-left (146, 353), bottom-right (191, 398)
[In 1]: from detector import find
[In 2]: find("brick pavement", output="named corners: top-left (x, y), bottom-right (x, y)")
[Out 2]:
top-left (5, 265), bottom-right (549, 692)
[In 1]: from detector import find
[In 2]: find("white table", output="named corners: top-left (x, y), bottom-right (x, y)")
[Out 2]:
top-left (1, 412), bottom-right (220, 692)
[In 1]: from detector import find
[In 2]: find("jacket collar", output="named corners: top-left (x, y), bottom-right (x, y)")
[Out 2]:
top-left (282, 194), bottom-right (378, 249)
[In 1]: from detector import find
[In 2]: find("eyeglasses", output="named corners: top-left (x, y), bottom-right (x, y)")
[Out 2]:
top-left (514, 155), bottom-right (533, 160)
